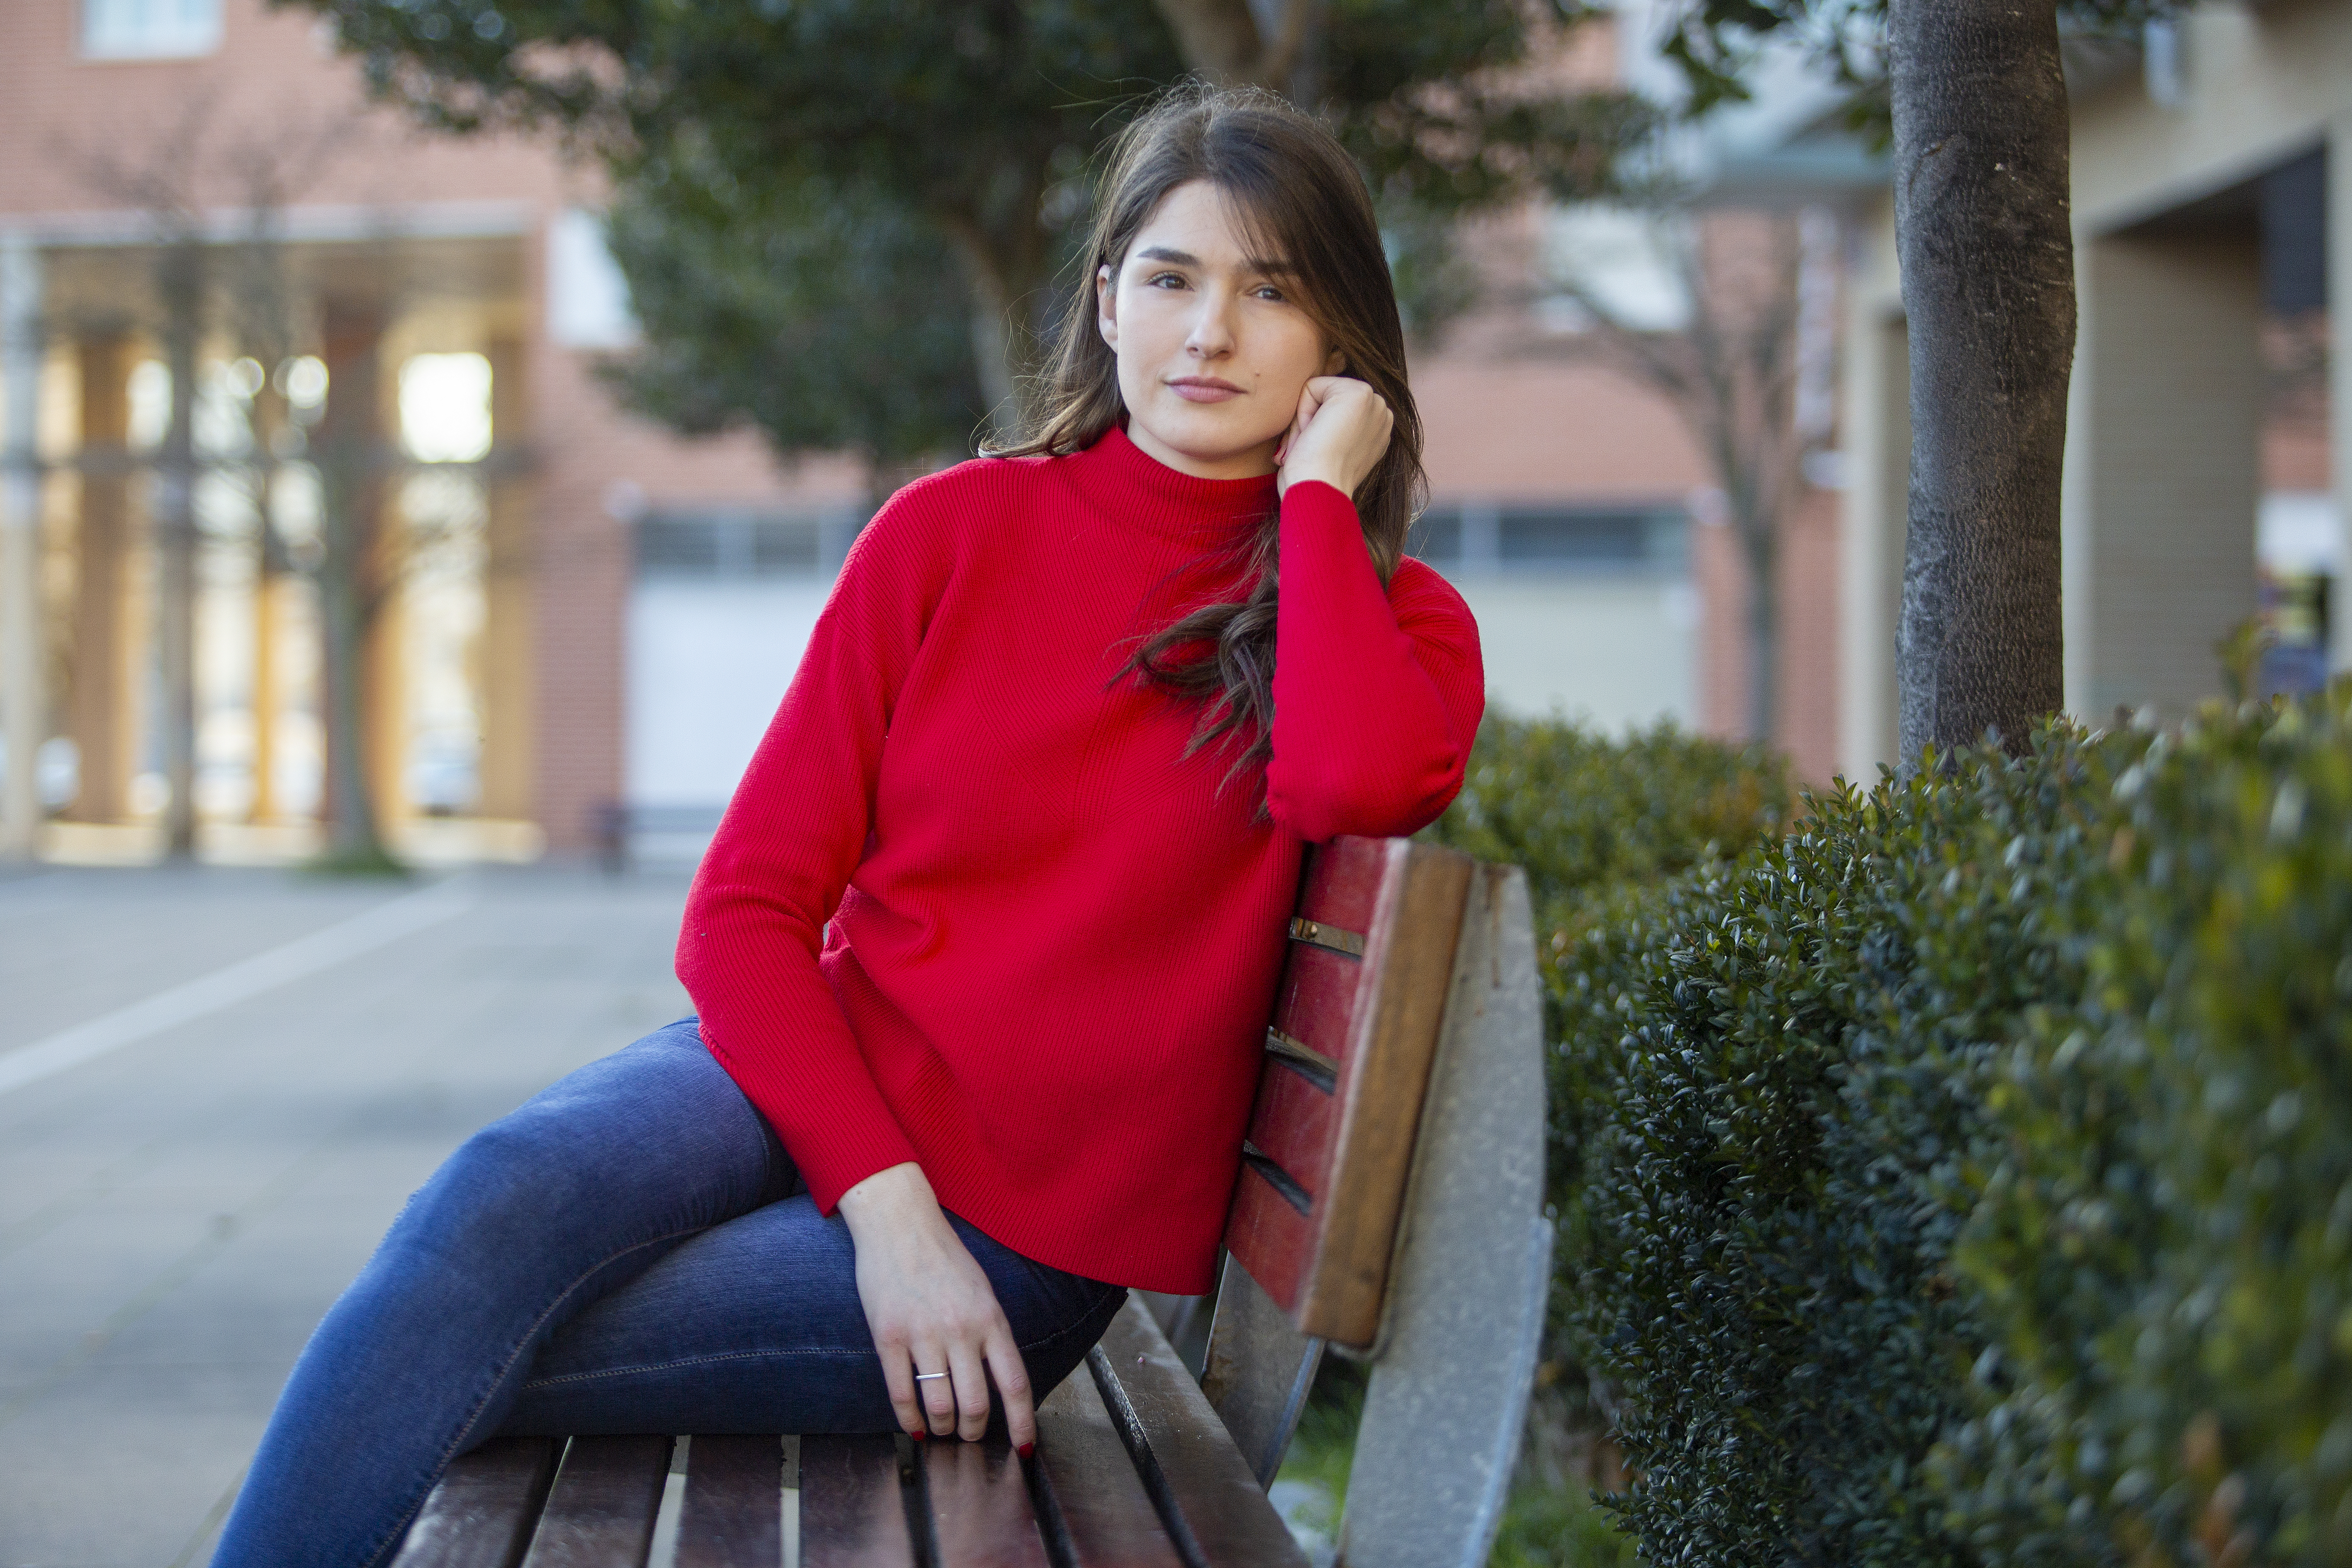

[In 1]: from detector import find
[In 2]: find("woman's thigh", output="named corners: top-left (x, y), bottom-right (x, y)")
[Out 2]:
top-left (210, 1018), bottom-right (795, 1568)
top-left (501, 1200), bottom-right (1129, 1436)
top-left (390, 1017), bottom-right (795, 1314)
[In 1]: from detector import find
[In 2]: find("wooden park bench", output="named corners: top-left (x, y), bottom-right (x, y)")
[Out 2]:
top-left (388, 835), bottom-right (1550, 1568)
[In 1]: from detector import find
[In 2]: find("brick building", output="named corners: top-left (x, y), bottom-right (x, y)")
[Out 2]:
top-left (0, 1), bottom-right (1784, 865)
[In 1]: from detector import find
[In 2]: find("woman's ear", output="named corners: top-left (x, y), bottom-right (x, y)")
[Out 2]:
top-left (1323, 346), bottom-right (1347, 377)
top-left (1096, 263), bottom-right (1119, 350)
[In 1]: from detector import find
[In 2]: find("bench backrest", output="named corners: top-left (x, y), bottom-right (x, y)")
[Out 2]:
top-left (1223, 836), bottom-right (1475, 1347)
top-left (1197, 835), bottom-right (1551, 1568)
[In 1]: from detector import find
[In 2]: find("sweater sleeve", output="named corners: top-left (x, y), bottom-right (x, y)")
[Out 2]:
top-left (1266, 480), bottom-right (1485, 843)
top-left (675, 482), bottom-right (950, 1213)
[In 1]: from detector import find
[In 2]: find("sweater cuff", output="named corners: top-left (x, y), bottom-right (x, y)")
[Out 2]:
top-left (707, 1036), bottom-right (922, 1215)
top-left (799, 1143), bottom-right (923, 1218)
top-left (1281, 479), bottom-right (1359, 530)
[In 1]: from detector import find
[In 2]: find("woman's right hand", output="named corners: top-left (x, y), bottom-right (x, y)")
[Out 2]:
top-left (836, 1162), bottom-right (1037, 1451)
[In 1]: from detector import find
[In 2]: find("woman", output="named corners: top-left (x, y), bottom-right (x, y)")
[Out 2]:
top-left (211, 84), bottom-right (1483, 1567)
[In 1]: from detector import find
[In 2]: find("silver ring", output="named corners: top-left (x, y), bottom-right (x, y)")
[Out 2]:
top-left (915, 1371), bottom-right (950, 1382)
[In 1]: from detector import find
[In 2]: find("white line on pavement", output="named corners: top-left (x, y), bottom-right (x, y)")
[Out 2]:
top-left (0, 879), bottom-right (476, 1099)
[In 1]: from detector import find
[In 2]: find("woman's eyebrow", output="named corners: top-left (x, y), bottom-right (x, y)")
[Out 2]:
top-left (1132, 245), bottom-right (1297, 274)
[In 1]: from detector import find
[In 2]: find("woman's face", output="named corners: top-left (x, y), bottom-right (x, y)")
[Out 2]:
top-left (1097, 179), bottom-right (1342, 481)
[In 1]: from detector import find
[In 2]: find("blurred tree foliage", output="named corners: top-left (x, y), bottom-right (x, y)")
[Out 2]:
top-left (281, 0), bottom-right (1649, 474)
top-left (1642, 0), bottom-right (2173, 126)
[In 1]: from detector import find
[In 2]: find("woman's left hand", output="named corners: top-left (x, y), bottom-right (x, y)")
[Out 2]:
top-left (1276, 376), bottom-right (1393, 499)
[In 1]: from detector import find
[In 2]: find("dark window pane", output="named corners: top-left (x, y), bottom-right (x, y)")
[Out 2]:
top-left (752, 521), bottom-right (820, 573)
top-left (1407, 508), bottom-right (1462, 564)
top-left (637, 513), bottom-right (837, 577)
top-left (636, 519), bottom-right (721, 573)
top-left (1499, 509), bottom-right (1648, 564)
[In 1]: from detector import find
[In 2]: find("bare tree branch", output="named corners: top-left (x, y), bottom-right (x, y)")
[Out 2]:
top-left (1544, 207), bottom-right (1818, 742)
top-left (1146, 0), bottom-right (1316, 88)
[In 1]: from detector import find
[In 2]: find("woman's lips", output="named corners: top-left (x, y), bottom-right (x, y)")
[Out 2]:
top-left (1167, 377), bottom-right (1243, 404)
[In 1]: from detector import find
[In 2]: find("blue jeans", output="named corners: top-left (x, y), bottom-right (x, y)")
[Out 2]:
top-left (210, 1019), bottom-right (1128, 1568)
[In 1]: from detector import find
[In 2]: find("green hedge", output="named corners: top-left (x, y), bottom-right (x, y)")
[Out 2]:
top-left (1551, 725), bottom-right (2123, 1566)
top-left (1950, 695), bottom-right (2352, 1565)
top-left (1436, 692), bottom-right (2352, 1568)
top-left (1425, 716), bottom-right (1795, 1227)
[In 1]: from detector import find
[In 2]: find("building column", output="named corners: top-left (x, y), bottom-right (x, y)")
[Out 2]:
top-left (68, 333), bottom-right (138, 823)
top-left (365, 554), bottom-right (407, 829)
top-left (1837, 305), bottom-right (1907, 780)
top-left (2329, 121), bottom-right (2352, 673)
top-left (476, 332), bottom-right (536, 822)
top-left (1, 239), bottom-right (43, 861)
top-left (2063, 224), bottom-right (2263, 720)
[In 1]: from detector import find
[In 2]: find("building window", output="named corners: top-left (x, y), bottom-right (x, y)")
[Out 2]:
top-left (82, 0), bottom-right (223, 59)
top-left (635, 511), bottom-right (868, 580)
top-left (1407, 503), bottom-right (1688, 575)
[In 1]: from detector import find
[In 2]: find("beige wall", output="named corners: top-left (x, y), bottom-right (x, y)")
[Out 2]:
top-left (2065, 227), bottom-right (2266, 720)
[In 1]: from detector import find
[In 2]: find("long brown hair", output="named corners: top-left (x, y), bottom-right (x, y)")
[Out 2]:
top-left (991, 84), bottom-right (1426, 790)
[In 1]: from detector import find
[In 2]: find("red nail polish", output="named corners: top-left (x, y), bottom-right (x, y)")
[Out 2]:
top-left (912, 1427), bottom-right (927, 1442)
top-left (1018, 1441), bottom-right (1035, 1459)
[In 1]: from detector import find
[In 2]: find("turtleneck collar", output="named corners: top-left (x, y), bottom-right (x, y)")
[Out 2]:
top-left (1068, 422), bottom-right (1278, 543)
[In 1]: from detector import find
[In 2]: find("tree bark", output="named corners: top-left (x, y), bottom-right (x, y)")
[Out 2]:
top-left (938, 199), bottom-right (1054, 442)
top-left (1146, 0), bottom-right (1313, 89)
top-left (313, 303), bottom-right (394, 868)
top-left (1889, 0), bottom-right (2073, 763)
top-left (154, 241), bottom-right (205, 859)
top-left (1738, 519), bottom-right (1779, 747)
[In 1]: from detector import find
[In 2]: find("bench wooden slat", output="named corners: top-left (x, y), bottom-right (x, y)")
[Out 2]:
top-left (1090, 1299), bottom-right (1308, 1568)
top-left (1266, 944), bottom-right (1364, 1070)
top-left (1240, 1050), bottom-right (1340, 1200)
top-left (388, 1436), bottom-right (563, 1568)
top-left (922, 1436), bottom-right (1050, 1568)
top-left (801, 1434), bottom-right (916, 1567)
top-left (1227, 838), bottom-right (1473, 1347)
top-left (675, 1435), bottom-right (783, 1568)
top-left (1294, 836), bottom-right (1387, 932)
top-left (516, 1435), bottom-right (672, 1568)
top-left (1030, 1362), bottom-right (1187, 1568)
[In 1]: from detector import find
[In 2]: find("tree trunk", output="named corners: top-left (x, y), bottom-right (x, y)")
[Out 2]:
top-left (1147, 0), bottom-right (1315, 91)
top-left (1740, 526), bottom-right (1778, 746)
top-left (1889, 0), bottom-right (2073, 763)
top-left (313, 304), bottom-right (395, 870)
top-left (154, 241), bottom-right (204, 860)
top-left (318, 474), bottom-right (378, 864)
top-left (939, 208), bottom-right (1053, 442)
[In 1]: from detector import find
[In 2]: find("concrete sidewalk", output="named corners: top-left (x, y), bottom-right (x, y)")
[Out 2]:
top-left (0, 866), bottom-right (695, 1568)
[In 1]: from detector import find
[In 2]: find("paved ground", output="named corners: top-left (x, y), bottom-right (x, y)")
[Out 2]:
top-left (0, 864), bottom-right (697, 1568)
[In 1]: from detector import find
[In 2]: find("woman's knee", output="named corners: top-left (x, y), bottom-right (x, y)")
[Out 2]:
top-left (396, 1027), bottom-right (769, 1262)
top-left (395, 1106), bottom-right (583, 1263)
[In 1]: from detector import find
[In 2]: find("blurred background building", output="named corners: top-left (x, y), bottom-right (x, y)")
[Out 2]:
top-left (1825, 2), bottom-right (2352, 778)
top-left (3, 0), bottom-right (2348, 867)
top-left (0, 0), bottom-right (862, 864)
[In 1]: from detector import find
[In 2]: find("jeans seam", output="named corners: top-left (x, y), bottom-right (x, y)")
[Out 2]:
top-left (516, 1281), bottom-right (1127, 1393)
top-left (352, 1218), bottom-right (716, 1568)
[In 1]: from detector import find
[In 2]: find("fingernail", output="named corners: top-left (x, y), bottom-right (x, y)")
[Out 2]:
top-left (912, 1427), bottom-right (926, 1442)
top-left (1018, 1441), bottom-right (1035, 1459)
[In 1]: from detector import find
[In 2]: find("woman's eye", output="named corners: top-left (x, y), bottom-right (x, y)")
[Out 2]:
top-left (1148, 272), bottom-right (1186, 289)
top-left (1253, 285), bottom-right (1287, 302)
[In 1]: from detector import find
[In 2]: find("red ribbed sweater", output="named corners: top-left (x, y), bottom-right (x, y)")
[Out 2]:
top-left (676, 425), bottom-right (1485, 1292)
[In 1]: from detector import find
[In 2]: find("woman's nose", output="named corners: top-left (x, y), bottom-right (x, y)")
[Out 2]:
top-left (1185, 294), bottom-right (1236, 357)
